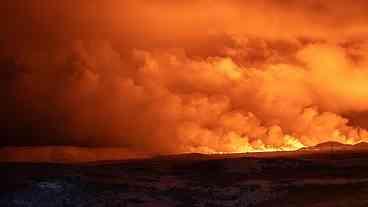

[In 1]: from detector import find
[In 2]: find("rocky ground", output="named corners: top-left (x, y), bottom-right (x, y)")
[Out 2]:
top-left (1, 150), bottom-right (368, 207)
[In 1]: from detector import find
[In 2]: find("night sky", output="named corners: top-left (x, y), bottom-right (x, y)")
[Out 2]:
top-left (2, 1), bottom-right (368, 155)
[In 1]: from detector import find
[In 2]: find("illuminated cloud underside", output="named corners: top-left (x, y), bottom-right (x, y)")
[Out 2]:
top-left (2, 1), bottom-right (368, 156)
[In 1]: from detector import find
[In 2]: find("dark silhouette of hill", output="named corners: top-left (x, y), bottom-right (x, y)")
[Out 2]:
top-left (300, 141), bottom-right (368, 152)
top-left (353, 142), bottom-right (368, 150)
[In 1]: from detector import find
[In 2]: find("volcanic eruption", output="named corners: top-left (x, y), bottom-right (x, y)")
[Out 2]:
top-left (2, 1), bottom-right (368, 161)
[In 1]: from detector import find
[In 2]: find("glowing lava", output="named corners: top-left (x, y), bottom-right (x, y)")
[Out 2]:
top-left (3, 1), bottom-right (368, 158)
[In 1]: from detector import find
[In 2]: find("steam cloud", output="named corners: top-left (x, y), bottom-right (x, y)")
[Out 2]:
top-left (2, 1), bottom-right (368, 157)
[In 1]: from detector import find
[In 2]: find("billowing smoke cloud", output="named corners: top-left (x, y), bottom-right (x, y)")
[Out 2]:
top-left (2, 1), bottom-right (368, 157)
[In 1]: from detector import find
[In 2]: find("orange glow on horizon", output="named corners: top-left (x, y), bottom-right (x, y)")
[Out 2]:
top-left (3, 1), bottom-right (368, 159)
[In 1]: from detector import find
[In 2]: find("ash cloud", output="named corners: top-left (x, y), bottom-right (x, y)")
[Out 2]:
top-left (2, 1), bottom-right (368, 156)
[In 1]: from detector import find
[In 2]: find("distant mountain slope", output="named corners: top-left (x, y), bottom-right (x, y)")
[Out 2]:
top-left (300, 141), bottom-right (368, 151)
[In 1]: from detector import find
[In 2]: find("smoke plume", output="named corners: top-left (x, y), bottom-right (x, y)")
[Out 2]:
top-left (2, 1), bottom-right (368, 158)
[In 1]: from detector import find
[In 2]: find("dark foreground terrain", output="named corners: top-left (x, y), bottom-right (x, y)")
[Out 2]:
top-left (2, 149), bottom-right (368, 207)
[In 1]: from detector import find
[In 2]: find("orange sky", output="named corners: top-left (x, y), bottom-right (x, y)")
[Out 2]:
top-left (2, 1), bottom-right (368, 157)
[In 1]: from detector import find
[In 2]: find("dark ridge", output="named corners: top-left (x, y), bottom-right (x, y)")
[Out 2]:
top-left (353, 142), bottom-right (368, 150)
top-left (300, 141), bottom-right (368, 151)
top-left (314, 141), bottom-right (350, 148)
